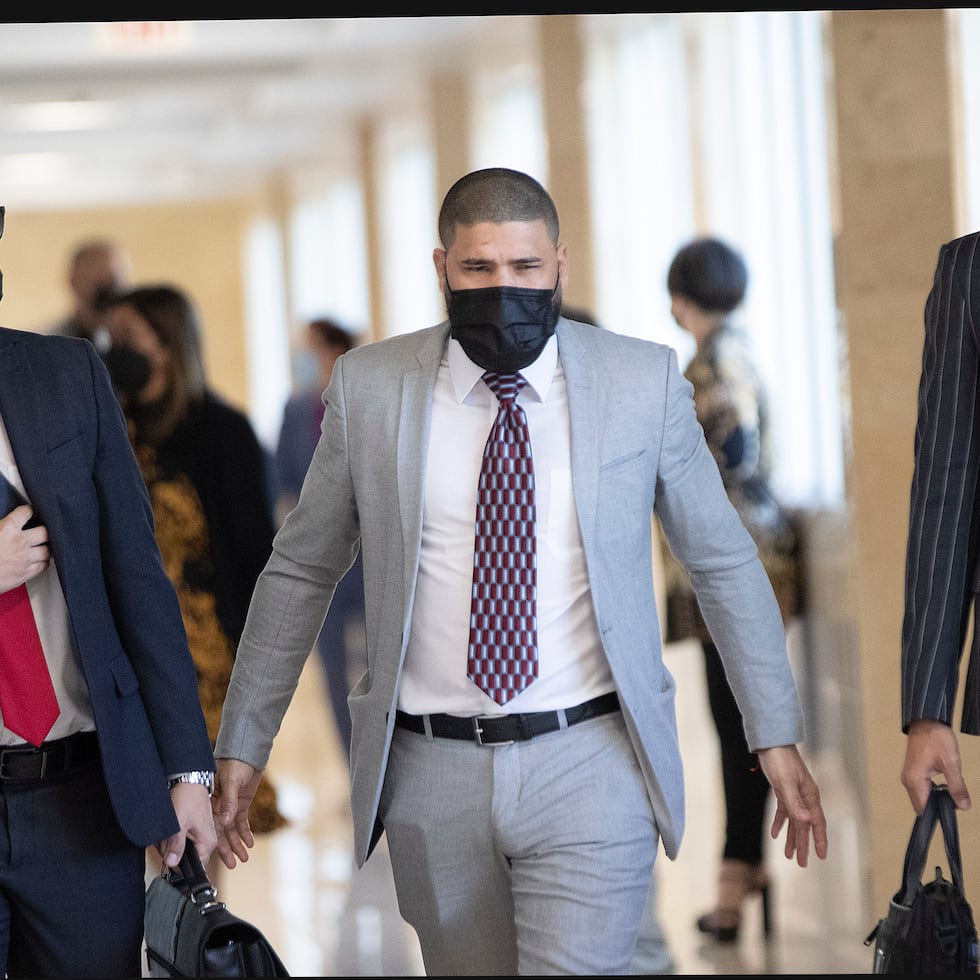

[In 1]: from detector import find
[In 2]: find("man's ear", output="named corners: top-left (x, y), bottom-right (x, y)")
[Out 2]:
top-left (557, 242), bottom-right (569, 291)
top-left (432, 248), bottom-right (447, 282)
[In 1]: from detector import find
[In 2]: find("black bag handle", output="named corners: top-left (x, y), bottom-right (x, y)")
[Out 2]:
top-left (177, 839), bottom-right (223, 910)
top-left (898, 783), bottom-right (967, 906)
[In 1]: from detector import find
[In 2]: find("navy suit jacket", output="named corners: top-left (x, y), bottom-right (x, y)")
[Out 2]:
top-left (0, 327), bottom-right (214, 845)
top-left (902, 232), bottom-right (980, 734)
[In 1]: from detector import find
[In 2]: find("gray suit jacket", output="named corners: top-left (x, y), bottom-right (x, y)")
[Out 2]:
top-left (215, 317), bottom-right (804, 865)
top-left (902, 231), bottom-right (980, 734)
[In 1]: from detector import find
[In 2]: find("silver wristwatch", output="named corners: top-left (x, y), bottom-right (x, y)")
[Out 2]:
top-left (167, 770), bottom-right (215, 797)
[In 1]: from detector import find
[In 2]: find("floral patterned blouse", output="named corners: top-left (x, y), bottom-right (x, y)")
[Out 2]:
top-left (663, 322), bottom-right (801, 643)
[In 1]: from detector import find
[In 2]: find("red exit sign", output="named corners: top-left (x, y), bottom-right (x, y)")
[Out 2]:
top-left (96, 21), bottom-right (192, 54)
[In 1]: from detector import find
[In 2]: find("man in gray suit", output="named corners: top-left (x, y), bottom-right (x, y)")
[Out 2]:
top-left (212, 168), bottom-right (827, 974)
top-left (901, 231), bottom-right (980, 816)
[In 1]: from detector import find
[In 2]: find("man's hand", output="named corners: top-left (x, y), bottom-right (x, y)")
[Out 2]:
top-left (212, 758), bottom-right (263, 870)
top-left (155, 783), bottom-right (218, 869)
top-left (755, 744), bottom-right (829, 867)
top-left (0, 506), bottom-right (49, 593)
top-left (901, 719), bottom-right (971, 814)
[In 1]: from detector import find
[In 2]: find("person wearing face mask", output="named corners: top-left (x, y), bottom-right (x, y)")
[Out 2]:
top-left (46, 238), bottom-right (132, 349)
top-left (102, 284), bottom-right (287, 879)
top-left (211, 167), bottom-right (827, 975)
top-left (275, 317), bottom-right (368, 765)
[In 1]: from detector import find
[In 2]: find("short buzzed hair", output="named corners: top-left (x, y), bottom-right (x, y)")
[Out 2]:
top-left (438, 168), bottom-right (560, 248)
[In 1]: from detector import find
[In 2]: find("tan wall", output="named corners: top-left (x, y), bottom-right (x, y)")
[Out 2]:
top-left (2, 197), bottom-right (259, 414)
top-left (539, 15), bottom-right (595, 314)
top-left (828, 8), bottom-right (979, 915)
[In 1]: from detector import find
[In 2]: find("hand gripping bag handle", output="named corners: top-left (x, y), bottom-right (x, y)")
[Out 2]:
top-left (177, 839), bottom-right (222, 910)
top-left (898, 783), bottom-right (966, 907)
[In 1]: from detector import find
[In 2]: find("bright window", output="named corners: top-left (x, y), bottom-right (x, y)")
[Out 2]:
top-left (289, 179), bottom-right (370, 334)
top-left (374, 118), bottom-right (443, 337)
top-left (584, 11), bottom-right (842, 507)
top-left (953, 8), bottom-right (980, 233)
top-left (243, 217), bottom-right (290, 451)
top-left (470, 60), bottom-right (547, 183)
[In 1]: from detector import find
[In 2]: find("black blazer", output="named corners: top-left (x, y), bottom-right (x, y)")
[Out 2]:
top-left (902, 231), bottom-right (980, 734)
top-left (0, 327), bottom-right (214, 845)
top-left (149, 391), bottom-right (277, 649)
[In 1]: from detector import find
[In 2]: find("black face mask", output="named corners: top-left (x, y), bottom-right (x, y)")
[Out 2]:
top-left (447, 279), bottom-right (561, 373)
top-left (91, 283), bottom-right (122, 313)
top-left (102, 344), bottom-right (151, 399)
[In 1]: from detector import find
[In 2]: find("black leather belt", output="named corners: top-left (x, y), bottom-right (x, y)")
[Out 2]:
top-left (0, 731), bottom-right (99, 781)
top-left (394, 691), bottom-right (620, 745)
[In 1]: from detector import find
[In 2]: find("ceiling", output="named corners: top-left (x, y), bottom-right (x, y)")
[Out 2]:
top-left (0, 16), bottom-right (536, 212)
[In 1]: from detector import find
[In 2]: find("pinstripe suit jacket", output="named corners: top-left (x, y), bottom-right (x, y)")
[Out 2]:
top-left (902, 232), bottom-right (980, 733)
top-left (216, 316), bottom-right (805, 866)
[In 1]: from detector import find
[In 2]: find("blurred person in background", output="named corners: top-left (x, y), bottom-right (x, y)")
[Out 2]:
top-left (47, 237), bottom-right (132, 348)
top-left (663, 236), bottom-right (802, 944)
top-left (275, 316), bottom-right (368, 763)
top-left (102, 283), bottom-right (287, 876)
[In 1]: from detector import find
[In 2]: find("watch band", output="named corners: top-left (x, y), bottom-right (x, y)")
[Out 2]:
top-left (167, 770), bottom-right (215, 797)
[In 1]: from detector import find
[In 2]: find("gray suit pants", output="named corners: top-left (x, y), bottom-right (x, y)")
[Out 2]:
top-left (379, 710), bottom-right (657, 975)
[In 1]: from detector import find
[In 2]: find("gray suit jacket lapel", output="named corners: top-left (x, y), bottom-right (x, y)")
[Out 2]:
top-left (396, 324), bottom-right (449, 604)
top-left (558, 324), bottom-right (601, 558)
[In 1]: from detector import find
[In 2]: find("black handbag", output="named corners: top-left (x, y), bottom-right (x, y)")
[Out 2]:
top-left (144, 840), bottom-right (289, 977)
top-left (865, 783), bottom-right (979, 973)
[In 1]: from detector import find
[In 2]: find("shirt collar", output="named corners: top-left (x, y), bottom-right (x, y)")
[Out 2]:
top-left (448, 334), bottom-right (558, 404)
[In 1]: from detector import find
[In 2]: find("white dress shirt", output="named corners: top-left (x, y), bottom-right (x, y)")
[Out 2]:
top-left (0, 418), bottom-right (94, 745)
top-left (398, 335), bottom-right (614, 716)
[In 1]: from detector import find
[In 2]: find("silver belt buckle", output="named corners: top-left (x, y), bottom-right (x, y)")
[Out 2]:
top-left (471, 716), bottom-right (514, 747)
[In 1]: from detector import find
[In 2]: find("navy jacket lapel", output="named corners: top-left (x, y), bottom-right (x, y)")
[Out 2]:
top-left (0, 331), bottom-right (58, 532)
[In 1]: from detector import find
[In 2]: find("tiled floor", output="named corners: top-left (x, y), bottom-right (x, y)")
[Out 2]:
top-left (187, 636), bottom-right (872, 975)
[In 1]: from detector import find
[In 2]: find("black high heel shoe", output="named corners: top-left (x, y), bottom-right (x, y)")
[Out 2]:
top-left (695, 861), bottom-right (772, 942)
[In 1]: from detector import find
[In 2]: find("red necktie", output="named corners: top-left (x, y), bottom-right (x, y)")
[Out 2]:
top-left (467, 371), bottom-right (538, 704)
top-left (0, 477), bottom-right (59, 746)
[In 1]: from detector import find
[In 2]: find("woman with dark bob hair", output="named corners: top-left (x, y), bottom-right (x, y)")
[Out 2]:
top-left (664, 237), bottom-right (802, 944)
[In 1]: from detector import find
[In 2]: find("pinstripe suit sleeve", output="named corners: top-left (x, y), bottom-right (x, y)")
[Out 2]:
top-left (901, 232), bottom-right (980, 732)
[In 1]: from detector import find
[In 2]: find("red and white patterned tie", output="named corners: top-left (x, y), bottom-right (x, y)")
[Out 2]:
top-left (467, 371), bottom-right (538, 704)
